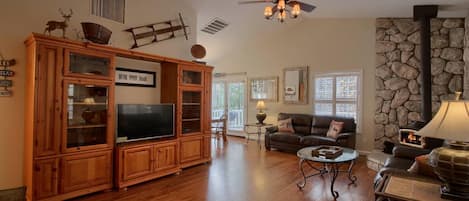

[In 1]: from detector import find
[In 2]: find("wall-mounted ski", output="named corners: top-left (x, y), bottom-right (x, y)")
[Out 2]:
top-left (125, 13), bottom-right (189, 49)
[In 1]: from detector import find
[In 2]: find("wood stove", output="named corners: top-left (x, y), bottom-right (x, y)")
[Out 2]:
top-left (399, 129), bottom-right (423, 148)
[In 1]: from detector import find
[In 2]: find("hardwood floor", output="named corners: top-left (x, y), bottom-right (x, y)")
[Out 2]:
top-left (73, 137), bottom-right (377, 201)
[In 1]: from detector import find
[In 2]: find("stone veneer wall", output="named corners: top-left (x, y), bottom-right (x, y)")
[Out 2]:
top-left (465, 18), bottom-right (469, 99)
top-left (374, 18), bottom-right (466, 149)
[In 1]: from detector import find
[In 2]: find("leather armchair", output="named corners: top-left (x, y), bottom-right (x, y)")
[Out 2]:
top-left (374, 144), bottom-right (441, 187)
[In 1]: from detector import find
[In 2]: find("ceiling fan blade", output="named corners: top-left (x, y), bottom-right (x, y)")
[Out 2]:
top-left (238, 0), bottom-right (272, 4)
top-left (271, 6), bottom-right (278, 14)
top-left (288, 1), bottom-right (316, 12)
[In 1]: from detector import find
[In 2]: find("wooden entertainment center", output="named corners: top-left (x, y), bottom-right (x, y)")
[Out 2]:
top-left (24, 33), bottom-right (213, 201)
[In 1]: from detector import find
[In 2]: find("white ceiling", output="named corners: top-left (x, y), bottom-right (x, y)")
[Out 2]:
top-left (184, 0), bottom-right (469, 63)
top-left (187, 0), bottom-right (469, 29)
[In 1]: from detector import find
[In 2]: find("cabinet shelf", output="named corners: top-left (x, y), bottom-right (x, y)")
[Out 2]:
top-left (182, 103), bottom-right (200, 106)
top-left (67, 124), bottom-right (107, 129)
top-left (182, 118), bottom-right (200, 122)
top-left (68, 102), bottom-right (107, 106)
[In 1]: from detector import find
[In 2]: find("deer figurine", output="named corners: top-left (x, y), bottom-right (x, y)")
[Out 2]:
top-left (44, 9), bottom-right (73, 38)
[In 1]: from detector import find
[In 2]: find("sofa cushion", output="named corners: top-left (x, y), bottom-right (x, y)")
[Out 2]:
top-left (312, 116), bottom-right (356, 133)
top-left (326, 120), bottom-right (344, 139)
top-left (270, 132), bottom-right (302, 144)
top-left (278, 113), bottom-right (313, 135)
top-left (278, 118), bottom-right (294, 133)
top-left (301, 135), bottom-right (336, 146)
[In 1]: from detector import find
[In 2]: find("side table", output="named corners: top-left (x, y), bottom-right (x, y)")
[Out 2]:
top-left (243, 123), bottom-right (273, 149)
top-left (375, 174), bottom-right (449, 201)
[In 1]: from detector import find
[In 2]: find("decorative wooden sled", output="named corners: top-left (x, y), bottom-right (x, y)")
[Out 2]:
top-left (125, 13), bottom-right (189, 49)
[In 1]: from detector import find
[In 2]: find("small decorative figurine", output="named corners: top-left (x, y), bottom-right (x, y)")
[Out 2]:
top-left (44, 9), bottom-right (73, 38)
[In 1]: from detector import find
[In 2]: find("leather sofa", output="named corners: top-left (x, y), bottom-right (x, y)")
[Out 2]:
top-left (264, 113), bottom-right (356, 152)
top-left (374, 139), bottom-right (444, 187)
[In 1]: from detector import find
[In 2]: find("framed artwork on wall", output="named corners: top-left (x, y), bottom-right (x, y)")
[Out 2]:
top-left (283, 66), bottom-right (308, 104)
top-left (249, 76), bottom-right (278, 102)
top-left (115, 67), bottom-right (156, 87)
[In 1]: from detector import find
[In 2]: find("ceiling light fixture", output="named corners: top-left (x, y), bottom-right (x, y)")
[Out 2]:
top-left (239, 0), bottom-right (316, 23)
top-left (264, 0), bottom-right (300, 23)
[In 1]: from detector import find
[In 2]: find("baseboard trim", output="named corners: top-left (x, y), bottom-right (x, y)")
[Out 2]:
top-left (0, 186), bottom-right (26, 201)
top-left (357, 150), bottom-right (372, 155)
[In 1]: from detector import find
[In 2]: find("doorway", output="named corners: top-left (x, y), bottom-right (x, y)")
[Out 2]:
top-left (212, 75), bottom-right (247, 136)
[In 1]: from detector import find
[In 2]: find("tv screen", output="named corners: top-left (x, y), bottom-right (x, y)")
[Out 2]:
top-left (117, 104), bottom-right (174, 143)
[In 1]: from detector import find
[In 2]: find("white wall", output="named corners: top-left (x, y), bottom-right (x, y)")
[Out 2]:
top-left (199, 19), bottom-right (376, 152)
top-left (0, 0), bottom-right (196, 190)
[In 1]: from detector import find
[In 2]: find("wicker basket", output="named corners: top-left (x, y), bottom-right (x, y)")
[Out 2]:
top-left (81, 22), bottom-right (112, 44)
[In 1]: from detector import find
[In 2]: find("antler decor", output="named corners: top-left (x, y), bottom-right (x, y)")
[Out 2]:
top-left (44, 8), bottom-right (73, 38)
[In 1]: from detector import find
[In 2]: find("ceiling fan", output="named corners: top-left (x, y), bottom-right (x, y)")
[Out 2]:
top-left (238, 0), bottom-right (316, 22)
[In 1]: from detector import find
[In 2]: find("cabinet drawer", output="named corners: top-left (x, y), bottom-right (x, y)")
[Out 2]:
top-left (34, 158), bottom-right (59, 199)
top-left (203, 135), bottom-right (211, 159)
top-left (180, 137), bottom-right (203, 163)
top-left (154, 142), bottom-right (178, 171)
top-left (61, 151), bottom-right (112, 193)
top-left (122, 146), bottom-right (153, 181)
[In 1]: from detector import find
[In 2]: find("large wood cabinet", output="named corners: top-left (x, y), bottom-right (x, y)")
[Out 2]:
top-left (25, 35), bottom-right (115, 201)
top-left (25, 33), bottom-right (213, 200)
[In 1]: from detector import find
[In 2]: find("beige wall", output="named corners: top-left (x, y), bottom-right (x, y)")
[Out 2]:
top-left (0, 0), bottom-right (196, 190)
top-left (199, 19), bottom-right (376, 152)
top-left (115, 57), bottom-right (161, 104)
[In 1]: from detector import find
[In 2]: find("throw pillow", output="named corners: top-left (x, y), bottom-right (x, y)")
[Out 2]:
top-left (278, 118), bottom-right (294, 133)
top-left (326, 120), bottom-right (344, 139)
top-left (407, 154), bottom-right (438, 178)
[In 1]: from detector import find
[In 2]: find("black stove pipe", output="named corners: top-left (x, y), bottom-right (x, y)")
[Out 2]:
top-left (413, 5), bottom-right (438, 124)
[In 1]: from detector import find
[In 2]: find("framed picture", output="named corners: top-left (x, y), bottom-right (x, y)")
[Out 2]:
top-left (115, 67), bottom-right (156, 87)
top-left (283, 66), bottom-right (308, 104)
top-left (249, 76), bottom-right (278, 102)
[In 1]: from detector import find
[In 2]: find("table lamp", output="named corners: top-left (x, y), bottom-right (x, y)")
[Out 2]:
top-left (256, 100), bottom-right (266, 124)
top-left (416, 92), bottom-right (469, 200)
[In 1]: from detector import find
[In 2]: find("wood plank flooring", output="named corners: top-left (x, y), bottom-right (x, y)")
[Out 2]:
top-left (73, 137), bottom-right (377, 201)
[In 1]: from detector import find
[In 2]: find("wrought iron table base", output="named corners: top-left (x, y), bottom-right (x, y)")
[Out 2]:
top-left (297, 159), bottom-right (357, 199)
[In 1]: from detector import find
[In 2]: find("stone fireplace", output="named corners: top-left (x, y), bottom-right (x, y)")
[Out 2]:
top-left (374, 18), bottom-right (467, 149)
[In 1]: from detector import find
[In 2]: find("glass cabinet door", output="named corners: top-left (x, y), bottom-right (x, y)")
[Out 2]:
top-left (181, 66), bottom-right (203, 86)
top-left (181, 89), bottom-right (203, 135)
top-left (65, 50), bottom-right (113, 80)
top-left (64, 80), bottom-right (112, 151)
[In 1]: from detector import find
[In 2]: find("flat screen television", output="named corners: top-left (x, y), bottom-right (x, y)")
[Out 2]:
top-left (117, 104), bottom-right (174, 143)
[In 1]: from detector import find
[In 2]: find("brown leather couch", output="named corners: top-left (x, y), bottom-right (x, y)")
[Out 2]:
top-left (264, 113), bottom-right (356, 152)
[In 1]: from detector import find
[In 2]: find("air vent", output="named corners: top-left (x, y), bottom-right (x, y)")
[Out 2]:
top-left (201, 18), bottom-right (229, 35)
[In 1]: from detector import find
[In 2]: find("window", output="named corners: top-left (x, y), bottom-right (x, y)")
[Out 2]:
top-left (313, 72), bottom-right (362, 130)
top-left (91, 0), bottom-right (125, 23)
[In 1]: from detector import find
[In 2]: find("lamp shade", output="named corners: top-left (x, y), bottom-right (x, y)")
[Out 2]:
top-left (416, 100), bottom-right (469, 142)
top-left (256, 100), bottom-right (266, 110)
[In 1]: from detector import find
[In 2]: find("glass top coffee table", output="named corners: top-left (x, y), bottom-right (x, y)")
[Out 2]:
top-left (297, 146), bottom-right (358, 199)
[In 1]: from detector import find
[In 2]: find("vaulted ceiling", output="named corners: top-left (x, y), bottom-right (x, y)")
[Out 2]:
top-left (188, 0), bottom-right (468, 29)
top-left (182, 0), bottom-right (469, 63)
